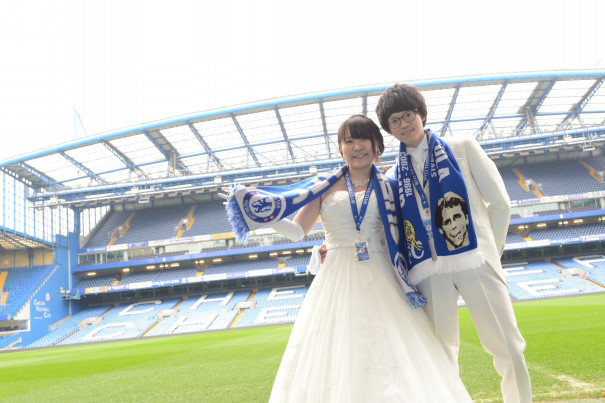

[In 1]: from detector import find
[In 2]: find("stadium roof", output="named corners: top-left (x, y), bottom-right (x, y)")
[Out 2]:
top-left (1, 70), bottom-right (604, 209)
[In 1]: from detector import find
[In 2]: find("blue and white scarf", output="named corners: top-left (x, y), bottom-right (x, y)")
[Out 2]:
top-left (225, 164), bottom-right (426, 308)
top-left (396, 130), bottom-right (485, 285)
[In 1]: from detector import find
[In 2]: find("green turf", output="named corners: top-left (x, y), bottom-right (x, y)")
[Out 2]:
top-left (458, 293), bottom-right (605, 402)
top-left (0, 294), bottom-right (603, 402)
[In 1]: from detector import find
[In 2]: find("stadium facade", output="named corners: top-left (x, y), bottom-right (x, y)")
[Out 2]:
top-left (0, 70), bottom-right (604, 349)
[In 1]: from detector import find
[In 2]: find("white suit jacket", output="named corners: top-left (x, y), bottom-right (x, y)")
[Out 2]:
top-left (388, 135), bottom-right (511, 284)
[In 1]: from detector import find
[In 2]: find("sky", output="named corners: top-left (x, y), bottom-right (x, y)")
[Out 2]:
top-left (1, 0), bottom-right (604, 161)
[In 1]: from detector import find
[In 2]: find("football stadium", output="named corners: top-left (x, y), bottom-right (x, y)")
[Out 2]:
top-left (0, 71), bottom-right (604, 402)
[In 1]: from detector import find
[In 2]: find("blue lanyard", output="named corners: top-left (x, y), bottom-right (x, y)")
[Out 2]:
top-left (408, 152), bottom-right (430, 210)
top-left (344, 170), bottom-right (374, 232)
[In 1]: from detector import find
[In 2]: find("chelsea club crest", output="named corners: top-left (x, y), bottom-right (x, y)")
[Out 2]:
top-left (242, 190), bottom-right (285, 224)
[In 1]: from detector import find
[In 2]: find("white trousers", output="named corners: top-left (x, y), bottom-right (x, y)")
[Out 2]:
top-left (417, 264), bottom-right (532, 403)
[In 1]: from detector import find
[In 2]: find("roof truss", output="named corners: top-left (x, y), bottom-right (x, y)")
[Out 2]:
top-left (0, 70), bottom-right (602, 206)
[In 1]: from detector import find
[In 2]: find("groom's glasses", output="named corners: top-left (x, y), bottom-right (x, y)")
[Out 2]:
top-left (388, 109), bottom-right (417, 129)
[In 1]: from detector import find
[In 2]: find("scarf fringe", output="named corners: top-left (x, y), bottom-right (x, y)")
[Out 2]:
top-left (393, 273), bottom-right (427, 308)
top-left (406, 292), bottom-right (427, 308)
top-left (408, 249), bottom-right (486, 286)
top-left (224, 185), bottom-right (251, 244)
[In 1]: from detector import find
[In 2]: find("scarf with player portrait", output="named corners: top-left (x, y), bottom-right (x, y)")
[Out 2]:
top-left (224, 164), bottom-right (426, 308)
top-left (395, 129), bottom-right (485, 286)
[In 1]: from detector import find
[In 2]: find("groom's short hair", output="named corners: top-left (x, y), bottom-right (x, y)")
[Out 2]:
top-left (375, 84), bottom-right (428, 133)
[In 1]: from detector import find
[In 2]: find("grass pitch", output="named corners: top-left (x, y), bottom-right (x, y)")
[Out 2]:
top-left (0, 293), bottom-right (603, 402)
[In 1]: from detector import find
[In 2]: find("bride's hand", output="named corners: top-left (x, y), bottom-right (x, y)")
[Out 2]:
top-left (217, 186), bottom-right (233, 204)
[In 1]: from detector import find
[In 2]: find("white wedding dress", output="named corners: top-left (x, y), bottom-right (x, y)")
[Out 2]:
top-left (269, 191), bottom-right (472, 402)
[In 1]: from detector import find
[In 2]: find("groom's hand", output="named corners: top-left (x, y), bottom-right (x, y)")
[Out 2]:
top-left (319, 243), bottom-right (327, 263)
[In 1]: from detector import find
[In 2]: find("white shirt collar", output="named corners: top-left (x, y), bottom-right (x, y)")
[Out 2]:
top-left (407, 136), bottom-right (428, 162)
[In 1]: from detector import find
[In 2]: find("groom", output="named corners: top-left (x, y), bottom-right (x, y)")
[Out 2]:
top-left (375, 84), bottom-right (532, 403)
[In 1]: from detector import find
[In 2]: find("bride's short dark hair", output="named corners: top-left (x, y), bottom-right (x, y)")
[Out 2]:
top-left (337, 114), bottom-right (385, 157)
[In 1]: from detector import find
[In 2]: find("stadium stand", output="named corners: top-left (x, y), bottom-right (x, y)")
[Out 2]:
top-left (553, 255), bottom-right (605, 287)
top-left (186, 200), bottom-right (234, 236)
top-left (584, 156), bottom-right (605, 171)
top-left (117, 205), bottom-right (191, 245)
top-left (0, 266), bottom-right (56, 318)
top-left (234, 285), bottom-right (309, 328)
top-left (58, 298), bottom-right (182, 345)
top-left (506, 232), bottom-right (526, 243)
top-left (75, 274), bottom-right (121, 289)
top-left (203, 255), bottom-right (310, 276)
top-left (85, 211), bottom-right (132, 248)
top-left (81, 201), bottom-right (234, 250)
top-left (22, 285), bottom-right (311, 347)
top-left (500, 169), bottom-right (535, 201)
top-left (71, 254), bottom-right (311, 293)
top-left (523, 224), bottom-right (604, 241)
top-left (501, 160), bottom-right (604, 201)
top-left (154, 266), bottom-right (200, 281)
top-left (16, 257), bottom-right (602, 349)
top-left (0, 333), bottom-right (22, 350)
top-left (515, 161), bottom-right (603, 196)
top-left (503, 260), bottom-right (604, 300)
top-left (145, 291), bottom-right (251, 336)
top-left (26, 305), bottom-right (111, 349)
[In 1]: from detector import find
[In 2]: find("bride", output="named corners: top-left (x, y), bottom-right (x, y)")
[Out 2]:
top-left (224, 114), bottom-right (472, 402)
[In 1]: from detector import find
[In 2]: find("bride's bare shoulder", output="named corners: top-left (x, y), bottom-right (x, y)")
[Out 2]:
top-left (321, 177), bottom-right (346, 201)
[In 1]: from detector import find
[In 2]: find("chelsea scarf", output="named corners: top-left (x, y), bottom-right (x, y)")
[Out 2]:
top-left (225, 164), bottom-right (426, 308)
top-left (396, 129), bottom-right (485, 285)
